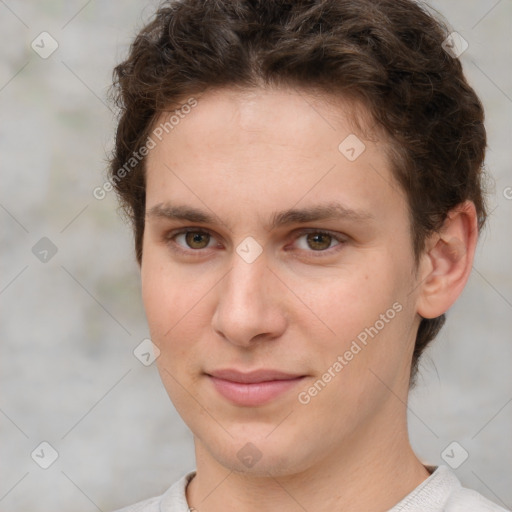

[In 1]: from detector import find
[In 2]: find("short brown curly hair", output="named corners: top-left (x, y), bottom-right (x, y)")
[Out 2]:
top-left (108, 0), bottom-right (487, 385)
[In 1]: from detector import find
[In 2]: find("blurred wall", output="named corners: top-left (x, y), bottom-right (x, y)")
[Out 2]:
top-left (1, 1), bottom-right (511, 510)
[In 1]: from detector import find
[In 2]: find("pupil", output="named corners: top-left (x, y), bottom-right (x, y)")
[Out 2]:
top-left (187, 232), bottom-right (208, 248)
top-left (309, 233), bottom-right (330, 250)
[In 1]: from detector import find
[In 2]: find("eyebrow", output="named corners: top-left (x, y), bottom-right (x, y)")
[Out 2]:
top-left (146, 201), bottom-right (374, 231)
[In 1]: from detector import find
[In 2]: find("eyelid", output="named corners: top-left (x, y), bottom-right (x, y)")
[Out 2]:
top-left (164, 227), bottom-right (220, 256)
top-left (164, 227), bottom-right (347, 256)
top-left (289, 228), bottom-right (346, 256)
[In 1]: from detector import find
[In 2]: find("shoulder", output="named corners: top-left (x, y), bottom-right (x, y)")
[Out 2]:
top-left (437, 465), bottom-right (509, 512)
top-left (111, 495), bottom-right (161, 512)
top-left (390, 465), bottom-right (509, 512)
top-left (109, 471), bottom-right (196, 512)
top-left (444, 485), bottom-right (509, 512)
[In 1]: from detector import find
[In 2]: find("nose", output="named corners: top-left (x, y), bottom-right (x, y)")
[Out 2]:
top-left (211, 247), bottom-right (288, 348)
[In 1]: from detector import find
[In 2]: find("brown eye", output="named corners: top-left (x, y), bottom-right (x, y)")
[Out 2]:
top-left (293, 230), bottom-right (343, 253)
top-left (164, 228), bottom-right (220, 257)
top-left (183, 231), bottom-right (211, 249)
top-left (306, 232), bottom-right (333, 251)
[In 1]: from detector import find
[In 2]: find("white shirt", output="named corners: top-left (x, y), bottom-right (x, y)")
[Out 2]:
top-left (111, 465), bottom-right (509, 511)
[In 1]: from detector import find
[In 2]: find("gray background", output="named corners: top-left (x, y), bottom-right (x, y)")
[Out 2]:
top-left (0, 1), bottom-right (511, 511)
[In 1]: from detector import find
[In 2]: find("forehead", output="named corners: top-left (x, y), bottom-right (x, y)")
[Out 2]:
top-left (144, 86), bottom-right (407, 230)
top-left (150, 86), bottom-right (381, 156)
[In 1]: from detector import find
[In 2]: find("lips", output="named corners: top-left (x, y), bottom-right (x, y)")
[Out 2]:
top-left (207, 368), bottom-right (304, 383)
top-left (206, 368), bottom-right (306, 406)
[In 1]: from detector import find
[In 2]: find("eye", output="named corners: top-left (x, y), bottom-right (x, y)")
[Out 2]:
top-left (291, 229), bottom-right (345, 256)
top-left (164, 228), bottom-right (346, 258)
top-left (165, 229), bottom-right (219, 254)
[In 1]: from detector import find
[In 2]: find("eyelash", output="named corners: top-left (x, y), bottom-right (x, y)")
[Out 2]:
top-left (164, 228), bottom-right (347, 258)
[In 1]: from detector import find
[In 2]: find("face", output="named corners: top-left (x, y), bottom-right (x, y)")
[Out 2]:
top-left (141, 87), bottom-right (423, 476)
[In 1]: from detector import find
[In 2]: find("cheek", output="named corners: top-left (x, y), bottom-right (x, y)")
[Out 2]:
top-left (141, 245), bottom-right (192, 330)
top-left (141, 256), bottom-right (203, 399)
top-left (295, 289), bottom-right (411, 433)
top-left (292, 262), bottom-right (394, 339)
top-left (140, 246), bottom-right (215, 364)
top-left (141, 246), bottom-right (184, 349)
top-left (296, 255), bottom-right (412, 375)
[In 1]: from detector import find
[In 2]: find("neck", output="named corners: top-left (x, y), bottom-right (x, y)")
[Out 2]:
top-left (186, 415), bottom-right (431, 512)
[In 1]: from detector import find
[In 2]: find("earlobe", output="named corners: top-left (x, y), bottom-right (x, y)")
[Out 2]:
top-left (416, 201), bottom-right (479, 319)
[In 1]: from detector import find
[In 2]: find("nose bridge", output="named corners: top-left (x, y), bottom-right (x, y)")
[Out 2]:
top-left (223, 248), bottom-right (269, 316)
top-left (212, 246), bottom-right (286, 346)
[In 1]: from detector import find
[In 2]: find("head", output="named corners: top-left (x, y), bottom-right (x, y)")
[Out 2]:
top-left (108, 0), bottom-right (487, 475)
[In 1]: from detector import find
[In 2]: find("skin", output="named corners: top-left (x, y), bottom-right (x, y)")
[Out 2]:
top-left (141, 86), bottom-right (478, 512)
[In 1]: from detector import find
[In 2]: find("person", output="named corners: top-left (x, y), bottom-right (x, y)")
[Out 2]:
top-left (107, 0), bottom-right (507, 510)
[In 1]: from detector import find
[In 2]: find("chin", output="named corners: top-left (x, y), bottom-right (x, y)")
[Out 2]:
top-left (196, 424), bottom-right (319, 477)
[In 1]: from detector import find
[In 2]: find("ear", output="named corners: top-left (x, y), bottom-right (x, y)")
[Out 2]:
top-left (416, 200), bottom-right (479, 319)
